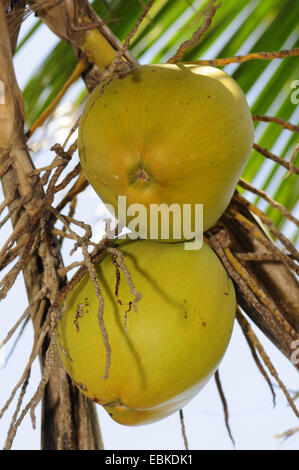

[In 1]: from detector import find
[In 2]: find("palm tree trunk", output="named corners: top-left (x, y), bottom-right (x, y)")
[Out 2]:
top-left (0, 1), bottom-right (103, 450)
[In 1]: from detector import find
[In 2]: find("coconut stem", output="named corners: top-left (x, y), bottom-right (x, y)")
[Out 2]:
top-left (82, 29), bottom-right (118, 71)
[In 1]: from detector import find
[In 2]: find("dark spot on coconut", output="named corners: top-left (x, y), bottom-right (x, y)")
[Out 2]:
top-left (78, 382), bottom-right (88, 392)
top-left (207, 95), bottom-right (211, 98)
top-left (74, 298), bottom-right (90, 331)
top-left (74, 303), bottom-right (84, 332)
top-left (202, 321), bottom-right (207, 327)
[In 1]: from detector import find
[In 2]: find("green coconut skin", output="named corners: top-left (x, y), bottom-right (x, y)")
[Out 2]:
top-left (57, 240), bottom-right (236, 426)
top-left (78, 64), bottom-right (254, 240)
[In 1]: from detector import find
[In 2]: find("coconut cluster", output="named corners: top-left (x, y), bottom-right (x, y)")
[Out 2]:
top-left (57, 64), bottom-right (254, 425)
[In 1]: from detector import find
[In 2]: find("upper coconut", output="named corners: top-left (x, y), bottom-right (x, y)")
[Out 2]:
top-left (78, 64), bottom-right (254, 239)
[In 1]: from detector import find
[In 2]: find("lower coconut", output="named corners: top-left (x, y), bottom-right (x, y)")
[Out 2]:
top-left (57, 240), bottom-right (236, 426)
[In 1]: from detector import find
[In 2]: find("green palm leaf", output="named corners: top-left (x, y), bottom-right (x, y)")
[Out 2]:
top-left (18, 0), bottom-right (299, 231)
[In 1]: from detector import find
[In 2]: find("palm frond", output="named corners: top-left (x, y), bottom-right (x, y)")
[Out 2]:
top-left (18, 0), bottom-right (299, 226)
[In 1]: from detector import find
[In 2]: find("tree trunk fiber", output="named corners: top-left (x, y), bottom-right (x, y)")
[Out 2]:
top-left (0, 1), bottom-right (103, 450)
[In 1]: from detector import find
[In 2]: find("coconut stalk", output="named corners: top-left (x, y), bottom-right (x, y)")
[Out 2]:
top-left (215, 198), bottom-right (299, 362)
top-left (0, 1), bottom-right (103, 449)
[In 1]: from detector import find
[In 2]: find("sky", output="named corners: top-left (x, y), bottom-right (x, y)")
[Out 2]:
top-left (0, 2), bottom-right (298, 450)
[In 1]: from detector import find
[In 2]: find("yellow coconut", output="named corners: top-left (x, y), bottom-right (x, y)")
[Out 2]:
top-left (78, 64), bottom-right (254, 240)
top-left (57, 239), bottom-right (236, 426)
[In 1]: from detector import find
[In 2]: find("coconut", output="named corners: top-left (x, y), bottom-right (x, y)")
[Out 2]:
top-left (78, 64), bottom-right (254, 240)
top-left (57, 239), bottom-right (236, 425)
